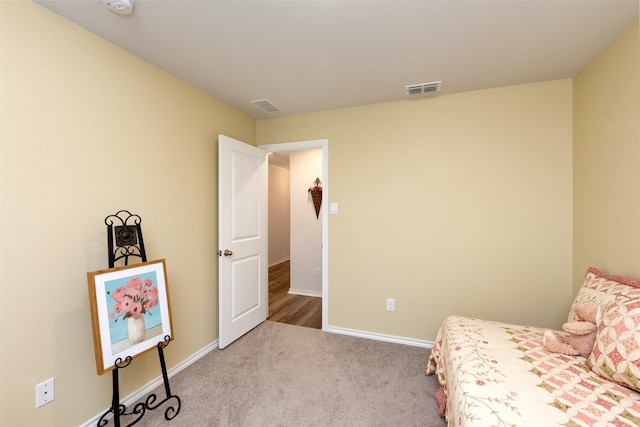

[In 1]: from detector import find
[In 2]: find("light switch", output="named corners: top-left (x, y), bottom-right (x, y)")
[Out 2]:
top-left (330, 203), bottom-right (338, 214)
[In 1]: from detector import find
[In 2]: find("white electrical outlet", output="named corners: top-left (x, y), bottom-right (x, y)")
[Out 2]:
top-left (35, 378), bottom-right (55, 408)
top-left (386, 298), bottom-right (395, 312)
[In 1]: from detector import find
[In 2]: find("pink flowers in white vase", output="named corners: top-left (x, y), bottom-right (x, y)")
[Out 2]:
top-left (109, 276), bottom-right (159, 321)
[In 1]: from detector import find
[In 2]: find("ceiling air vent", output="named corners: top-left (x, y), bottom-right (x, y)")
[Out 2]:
top-left (103, 0), bottom-right (134, 15)
top-left (405, 81), bottom-right (442, 96)
top-left (250, 99), bottom-right (281, 113)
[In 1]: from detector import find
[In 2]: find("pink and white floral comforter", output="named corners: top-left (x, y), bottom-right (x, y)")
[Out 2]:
top-left (426, 315), bottom-right (640, 427)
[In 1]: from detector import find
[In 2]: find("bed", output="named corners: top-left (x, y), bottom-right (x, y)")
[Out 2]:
top-left (426, 267), bottom-right (640, 427)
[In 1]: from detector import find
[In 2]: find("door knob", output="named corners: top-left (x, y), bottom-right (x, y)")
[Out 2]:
top-left (223, 249), bottom-right (233, 257)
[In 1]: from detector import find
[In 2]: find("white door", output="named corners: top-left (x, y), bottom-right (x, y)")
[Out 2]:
top-left (218, 135), bottom-right (268, 349)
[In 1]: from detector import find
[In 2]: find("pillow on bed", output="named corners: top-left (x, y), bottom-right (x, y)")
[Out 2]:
top-left (589, 300), bottom-right (640, 392)
top-left (568, 267), bottom-right (640, 322)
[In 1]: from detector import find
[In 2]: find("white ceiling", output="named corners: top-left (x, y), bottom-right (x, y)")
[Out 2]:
top-left (36, 0), bottom-right (638, 119)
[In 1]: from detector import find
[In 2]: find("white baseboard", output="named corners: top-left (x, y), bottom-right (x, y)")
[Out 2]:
top-left (324, 325), bottom-right (434, 349)
top-left (79, 340), bottom-right (219, 427)
top-left (268, 257), bottom-right (290, 267)
top-left (288, 288), bottom-right (322, 297)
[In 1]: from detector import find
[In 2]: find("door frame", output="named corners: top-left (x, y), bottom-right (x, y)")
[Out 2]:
top-left (259, 139), bottom-right (329, 331)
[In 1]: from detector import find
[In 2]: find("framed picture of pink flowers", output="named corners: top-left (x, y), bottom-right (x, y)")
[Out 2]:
top-left (87, 259), bottom-right (173, 375)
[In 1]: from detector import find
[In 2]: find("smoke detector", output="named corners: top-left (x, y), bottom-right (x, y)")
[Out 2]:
top-left (250, 99), bottom-right (281, 114)
top-left (103, 0), bottom-right (134, 15)
top-left (405, 81), bottom-right (442, 96)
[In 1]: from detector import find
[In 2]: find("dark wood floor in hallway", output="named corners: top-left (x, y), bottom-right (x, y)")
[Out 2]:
top-left (267, 260), bottom-right (322, 329)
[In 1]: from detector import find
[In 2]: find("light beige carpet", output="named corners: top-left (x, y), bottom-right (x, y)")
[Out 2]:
top-left (125, 321), bottom-right (445, 426)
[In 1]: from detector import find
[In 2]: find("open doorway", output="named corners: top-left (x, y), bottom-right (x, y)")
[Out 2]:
top-left (262, 140), bottom-right (328, 330)
top-left (267, 149), bottom-right (322, 329)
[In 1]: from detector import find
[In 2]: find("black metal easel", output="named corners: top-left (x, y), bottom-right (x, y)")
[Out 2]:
top-left (97, 210), bottom-right (181, 427)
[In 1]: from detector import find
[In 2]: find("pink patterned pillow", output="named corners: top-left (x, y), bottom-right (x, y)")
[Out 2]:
top-left (589, 300), bottom-right (640, 392)
top-left (568, 268), bottom-right (640, 322)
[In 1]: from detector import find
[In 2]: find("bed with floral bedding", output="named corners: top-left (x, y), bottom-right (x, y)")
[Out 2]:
top-left (426, 268), bottom-right (640, 427)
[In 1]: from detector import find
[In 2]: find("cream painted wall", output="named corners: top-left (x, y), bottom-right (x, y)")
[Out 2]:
top-left (1, 3), bottom-right (254, 426)
top-left (289, 149), bottom-right (323, 295)
top-left (268, 161), bottom-right (291, 265)
top-left (573, 21), bottom-right (640, 291)
top-left (257, 80), bottom-right (574, 340)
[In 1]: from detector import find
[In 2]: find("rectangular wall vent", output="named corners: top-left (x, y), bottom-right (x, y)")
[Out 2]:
top-left (250, 99), bottom-right (281, 113)
top-left (405, 81), bottom-right (442, 96)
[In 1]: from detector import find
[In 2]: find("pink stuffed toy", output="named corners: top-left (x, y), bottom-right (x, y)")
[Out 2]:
top-left (543, 304), bottom-right (599, 358)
